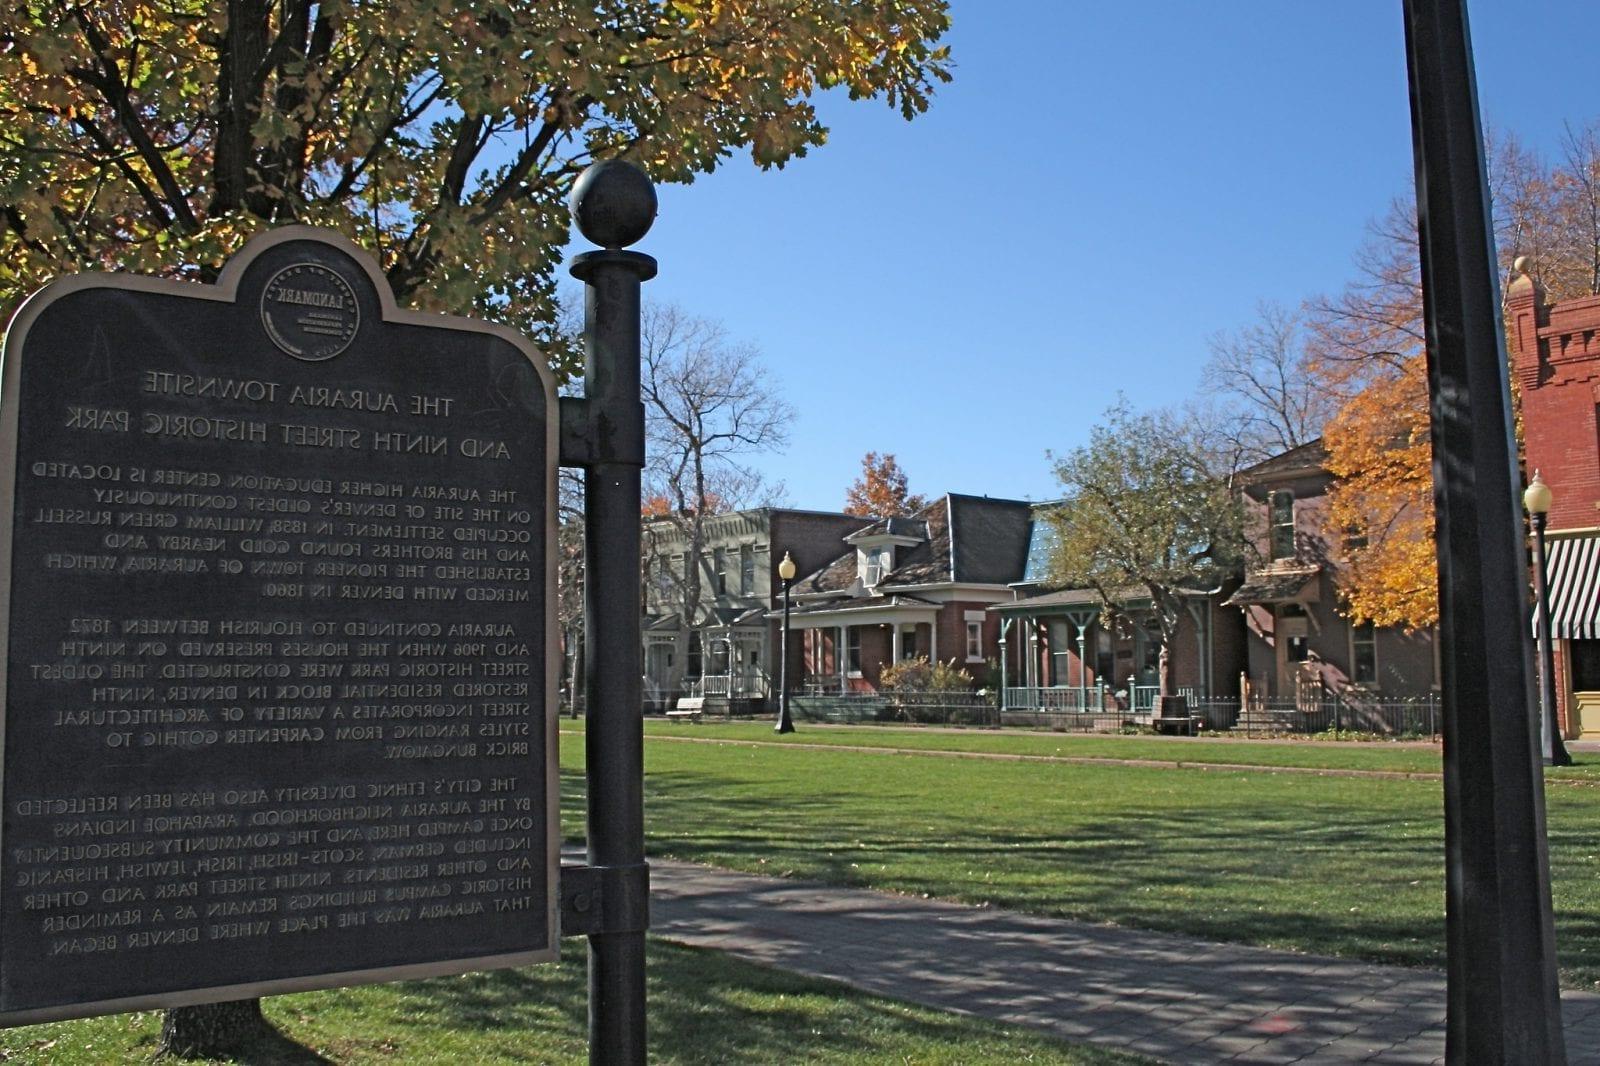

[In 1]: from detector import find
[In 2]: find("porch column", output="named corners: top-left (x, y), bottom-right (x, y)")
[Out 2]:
top-left (928, 622), bottom-right (937, 665)
top-left (1026, 621), bottom-right (1039, 688)
top-left (837, 625), bottom-right (846, 689)
top-left (891, 625), bottom-right (903, 664)
top-left (998, 618), bottom-right (1011, 710)
top-left (1076, 625), bottom-right (1089, 709)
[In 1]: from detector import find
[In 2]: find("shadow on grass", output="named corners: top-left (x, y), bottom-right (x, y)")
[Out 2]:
top-left (578, 758), bottom-right (1459, 970)
top-left (222, 1024), bottom-right (334, 1066)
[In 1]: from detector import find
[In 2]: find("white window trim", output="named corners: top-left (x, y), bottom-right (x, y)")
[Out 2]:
top-left (963, 610), bottom-right (986, 663)
top-left (1349, 622), bottom-right (1380, 689)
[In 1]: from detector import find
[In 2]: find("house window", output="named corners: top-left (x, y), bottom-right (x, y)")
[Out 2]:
top-left (967, 622), bottom-right (983, 663)
top-left (1572, 640), bottom-right (1600, 690)
top-left (862, 547), bottom-right (890, 586)
top-left (846, 628), bottom-right (862, 675)
top-left (740, 545), bottom-right (755, 596)
top-left (1270, 490), bottom-right (1296, 560)
top-left (1351, 623), bottom-right (1378, 685)
top-left (713, 548), bottom-right (727, 595)
top-left (688, 632), bottom-right (702, 678)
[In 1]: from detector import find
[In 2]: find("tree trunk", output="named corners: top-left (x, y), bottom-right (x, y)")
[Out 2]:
top-left (160, 1000), bottom-right (269, 1059)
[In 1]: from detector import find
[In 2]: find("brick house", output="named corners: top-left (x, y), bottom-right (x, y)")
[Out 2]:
top-left (642, 507), bottom-right (868, 713)
top-left (1508, 262), bottom-right (1600, 738)
top-left (1226, 440), bottom-right (1438, 704)
top-left (782, 494), bottom-right (1032, 693)
top-left (989, 503), bottom-right (1246, 717)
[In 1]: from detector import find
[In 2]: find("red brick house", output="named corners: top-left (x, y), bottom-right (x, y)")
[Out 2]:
top-left (782, 494), bottom-right (1031, 692)
top-left (1508, 262), bottom-right (1600, 738)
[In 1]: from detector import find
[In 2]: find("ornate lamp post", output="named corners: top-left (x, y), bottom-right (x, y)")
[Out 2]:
top-left (1524, 471), bottom-right (1572, 766)
top-left (775, 551), bottom-right (797, 734)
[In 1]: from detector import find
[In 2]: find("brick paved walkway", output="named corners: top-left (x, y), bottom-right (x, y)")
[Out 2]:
top-left (650, 859), bottom-right (1600, 1064)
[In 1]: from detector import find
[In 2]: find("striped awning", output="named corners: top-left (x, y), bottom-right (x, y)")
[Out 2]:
top-left (1547, 535), bottom-right (1600, 640)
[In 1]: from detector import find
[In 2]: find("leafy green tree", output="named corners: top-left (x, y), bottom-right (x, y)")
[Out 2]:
top-left (1046, 403), bottom-right (1244, 701)
top-left (0, 1), bottom-right (951, 376)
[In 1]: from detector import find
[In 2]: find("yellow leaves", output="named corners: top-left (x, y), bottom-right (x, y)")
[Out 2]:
top-left (1323, 354), bottom-right (1437, 630)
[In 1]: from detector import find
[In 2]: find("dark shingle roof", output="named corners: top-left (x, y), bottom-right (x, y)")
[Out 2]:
top-left (946, 495), bottom-right (1033, 584)
top-left (793, 494), bottom-right (1033, 595)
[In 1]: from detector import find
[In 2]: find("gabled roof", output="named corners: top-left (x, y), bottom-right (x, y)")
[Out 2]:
top-left (1236, 439), bottom-right (1329, 485)
top-left (792, 494), bottom-right (1032, 596)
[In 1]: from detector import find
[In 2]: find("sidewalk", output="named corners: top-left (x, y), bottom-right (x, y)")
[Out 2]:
top-left (649, 859), bottom-right (1600, 1065)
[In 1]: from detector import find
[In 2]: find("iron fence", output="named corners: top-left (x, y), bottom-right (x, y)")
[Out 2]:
top-left (1188, 695), bottom-right (1441, 737)
top-left (682, 683), bottom-right (1441, 738)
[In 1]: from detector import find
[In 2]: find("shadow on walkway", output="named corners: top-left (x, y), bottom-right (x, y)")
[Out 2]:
top-left (650, 859), bottom-right (1600, 1065)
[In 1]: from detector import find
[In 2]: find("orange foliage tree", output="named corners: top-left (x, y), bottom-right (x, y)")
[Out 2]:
top-left (1306, 122), bottom-right (1600, 630)
top-left (843, 452), bottom-right (926, 517)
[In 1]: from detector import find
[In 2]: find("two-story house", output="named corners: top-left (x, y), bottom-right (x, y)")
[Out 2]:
top-left (1226, 440), bottom-right (1438, 705)
top-left (641, 507), bottom-right (868, 713)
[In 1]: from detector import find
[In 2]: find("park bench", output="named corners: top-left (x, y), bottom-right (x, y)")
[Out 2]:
top-left (666, 696), bottom-right (705, 722)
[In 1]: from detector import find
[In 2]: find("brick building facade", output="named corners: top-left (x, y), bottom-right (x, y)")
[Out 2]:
top-left (1508, 262), bottom-right (1600, 738)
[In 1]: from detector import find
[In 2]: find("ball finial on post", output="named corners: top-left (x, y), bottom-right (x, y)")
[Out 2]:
top-left (570, 160), bottom-right (657, 250)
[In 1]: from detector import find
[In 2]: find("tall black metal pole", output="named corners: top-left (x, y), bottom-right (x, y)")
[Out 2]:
top-left (1401, 2), bottom-right (1567, 1061)
top-left (1531, 511), bottom-right (1572, 767)
top-left (776, 575), bottom-right (795, 733)
top-left (569, 161), bottom-right (657, 1066)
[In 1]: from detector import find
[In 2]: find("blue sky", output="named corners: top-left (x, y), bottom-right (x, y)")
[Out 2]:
top-left (589, 1), bottom-right (1600, 512)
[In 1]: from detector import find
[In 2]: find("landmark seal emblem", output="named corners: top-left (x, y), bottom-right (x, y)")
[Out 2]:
top-left (260, 262), bottom-right (359, 361)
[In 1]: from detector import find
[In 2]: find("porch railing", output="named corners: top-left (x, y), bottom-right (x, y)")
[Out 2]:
top-left (682, 674), bottom-right (769, 699)
top-left (1003, 686), bottom-right (1113, 712)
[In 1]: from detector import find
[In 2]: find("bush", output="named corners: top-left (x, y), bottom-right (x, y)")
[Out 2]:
top-left (879, 656), bottom-right (973, 693)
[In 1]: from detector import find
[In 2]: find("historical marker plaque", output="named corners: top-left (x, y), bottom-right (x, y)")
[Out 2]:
top-left (0, 229), bottom-right (559, 1024)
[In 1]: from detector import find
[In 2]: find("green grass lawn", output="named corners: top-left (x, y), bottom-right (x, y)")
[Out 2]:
top-left (562, 722), bottom-right (1600, 989)
top-left (0, 939), bottom-right (1141, 1065)
top-left (565, 717), bottom-right (1600, 779)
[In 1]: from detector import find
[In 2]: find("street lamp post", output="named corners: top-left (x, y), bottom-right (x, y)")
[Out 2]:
top-left (1524, 471), bottom-right (1572, 767)
top-left (775, 551), bottom-right (797, 734)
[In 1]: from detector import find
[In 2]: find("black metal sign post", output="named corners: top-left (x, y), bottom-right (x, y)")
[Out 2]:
top-left (1401, 1), bottom-right (1567, 1061)
top-left (559, 161), bottom-right (656, 1065)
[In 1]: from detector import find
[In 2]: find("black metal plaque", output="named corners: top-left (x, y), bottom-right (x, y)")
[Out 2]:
top-left (0, 229), bottom-right (558, 1024)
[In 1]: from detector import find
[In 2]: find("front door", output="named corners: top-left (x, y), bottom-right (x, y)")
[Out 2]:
top-left (646, 640), bottom-right (675, 706)
top-left (1274, 606), bottom-right (1312, 700)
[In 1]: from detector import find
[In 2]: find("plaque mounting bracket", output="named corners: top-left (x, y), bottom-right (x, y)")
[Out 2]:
top-left (558, 395), bottom-right (646, 470)
top-left (558, 396), bottom-right (595, 468)
top-left (559, 862), bottom-right (650, 938)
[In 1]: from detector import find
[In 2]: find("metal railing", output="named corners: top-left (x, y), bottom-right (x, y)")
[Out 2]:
top-left (1188, 694), bottom-right (1441, 737)
top-left (1003, 686), bottom-right (1113, 712)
